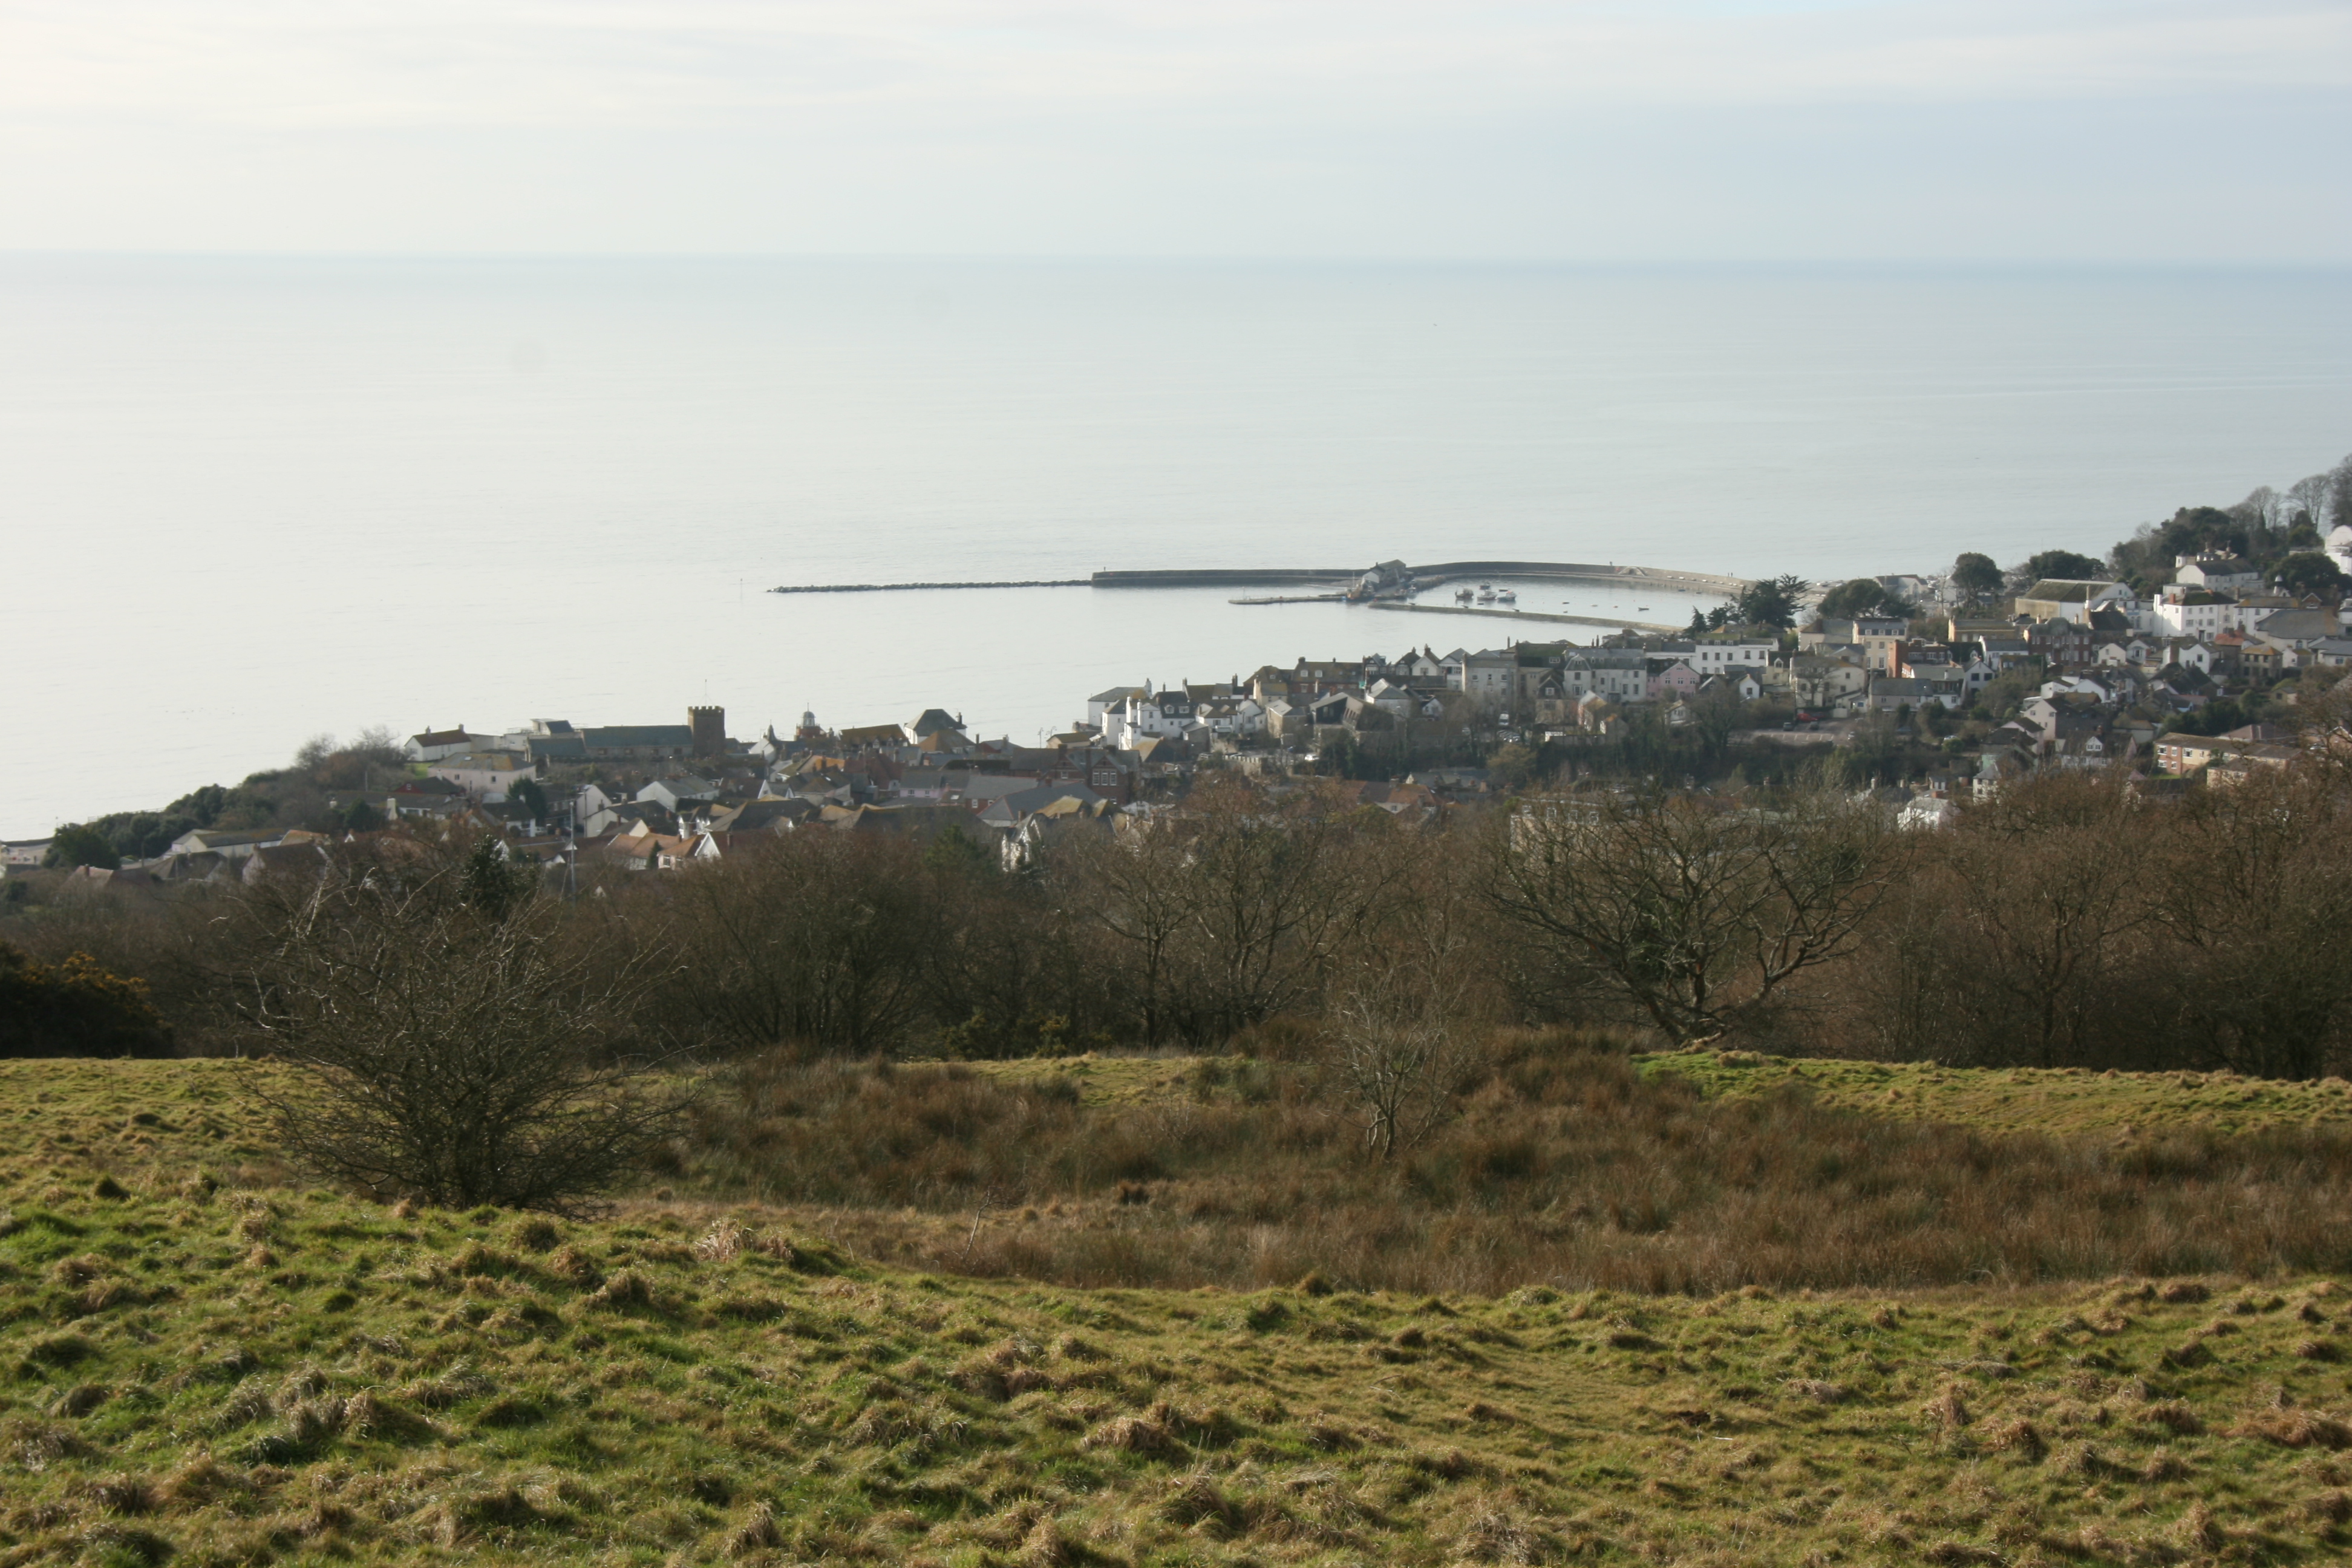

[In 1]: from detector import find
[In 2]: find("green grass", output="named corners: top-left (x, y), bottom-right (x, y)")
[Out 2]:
top-left (11, 1057), bottom-right (2352, 1564)
top-left (963, 1049), bottom-right (2352, 1139)
top-left (1641, 1051), bottom-right (2352, 1138)
top-left (961, 1054), bottom-right (1207, 1109)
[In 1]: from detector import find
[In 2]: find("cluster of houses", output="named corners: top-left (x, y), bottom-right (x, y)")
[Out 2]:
top-left (17, 543), bottom-right (2352, 886)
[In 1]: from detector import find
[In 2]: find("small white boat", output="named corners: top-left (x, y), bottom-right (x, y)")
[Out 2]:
top-left (1476, 584), bottom-right (1497, 603)
top-left (1495, 588), bottom-right (1517, 605)
top-left (1454, 586), bottom-right (1474, 603)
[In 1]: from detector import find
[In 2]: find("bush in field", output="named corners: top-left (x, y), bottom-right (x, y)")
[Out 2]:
top-left (246, 840), bottom-right (686, 1214)
top-left (0, 941), bottom-right (172, 1058)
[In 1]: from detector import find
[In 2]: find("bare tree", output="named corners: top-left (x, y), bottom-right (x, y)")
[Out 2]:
top-left (2148, 768), bottom-right (2352, 1080)
top-left (665, 833), bottom-right (931, 1055)
top-left (1170, 780), bottom-right (1408, 1042)
top-left (247, 844), bottom-right (685, 1214)
top-left (1065, 819), bottom-right (1196, 1048)
top-left (1935, 774), bottom-right (2154, 1070)
top-left (1489, 785), bottom-right (1901, 1046)
top-left (1324, 855), bottom-right (1481, 1161)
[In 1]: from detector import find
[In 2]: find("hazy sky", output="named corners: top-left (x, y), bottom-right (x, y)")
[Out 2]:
top-left (3, 1), bottom-right (2348, 260)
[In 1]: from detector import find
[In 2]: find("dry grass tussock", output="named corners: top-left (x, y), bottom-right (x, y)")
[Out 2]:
top-left (9, 1111), bottom-right (2352, 1568)
top-left (678, 1039), bottom-right (2352, 1293)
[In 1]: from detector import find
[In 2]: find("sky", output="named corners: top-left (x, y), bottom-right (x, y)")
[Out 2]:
top-left (2, 0), bottom-right (2349, 262)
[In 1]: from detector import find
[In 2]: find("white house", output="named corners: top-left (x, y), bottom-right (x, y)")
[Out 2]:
top-left (636, 776), bottom-right (721, 812)
top-left (2175, 554), bottom-right (2262, 593)
top-left (2328, 524), bottom-right (2352, 575)
top-left (2146, 587), bottom-right (2232, 640)
top-left (1899, 797), bottom-right (1958, 831)
top-left (2160, 639), bottom-right (2218, 675)
top-left (402, 727), bottom-right (480, 763)
top-left (1539, 650), bottom-right (1651, 705)
top-left (428, 753), bottom-right (537, 801)
top-left (2095, 637), bottom-right (2155, 667)
top-left (1713, 666), bottom-right (1765, 701)
top-left (1085, 685), bottom-right (1148, 730)
top-left (1661, 638), bottom-right (1780, 674)
top-left (1365, 678), bottom-right (1419, 717)
top-left (2015, 580), bottom-right (2135, 625)
top-left (164, 828), bottom-right (286, 860)
top-left (1106, 687), bottom-right (1197, 746)
top-left (1457, 649), bottom-right (1517, 702)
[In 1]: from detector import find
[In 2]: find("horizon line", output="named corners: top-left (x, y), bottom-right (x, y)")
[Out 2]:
top-left (5, 249), bottom-right (2352, 275)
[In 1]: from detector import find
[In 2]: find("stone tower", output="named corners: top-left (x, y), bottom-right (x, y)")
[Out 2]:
top-left (688, 705), bottom-right (726, 758)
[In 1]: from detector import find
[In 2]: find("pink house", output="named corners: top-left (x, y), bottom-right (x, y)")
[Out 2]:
top-left (1647, 659), bottom-right (1699, 702)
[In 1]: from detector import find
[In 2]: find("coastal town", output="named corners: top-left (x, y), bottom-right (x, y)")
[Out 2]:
top-left (13, 529), bottom-right (2352, 887)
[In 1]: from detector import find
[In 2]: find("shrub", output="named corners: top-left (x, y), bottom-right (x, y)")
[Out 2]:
top-left (0, 943), bottom-right (172, 1059)
top-left (247, 848), bottom-right (688, 1215)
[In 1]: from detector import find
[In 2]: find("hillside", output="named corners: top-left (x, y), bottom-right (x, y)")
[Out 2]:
top-left (8, 1059), bottom-right (2352, 1563)
top-left (958, 1051), bottom-right (2352, 1138)
top-left (1636, 1053), bottom-right (2352, 1139)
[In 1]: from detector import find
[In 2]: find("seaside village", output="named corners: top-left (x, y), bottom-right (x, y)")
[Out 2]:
top-left (18, 541), bottom-right (2352, 886)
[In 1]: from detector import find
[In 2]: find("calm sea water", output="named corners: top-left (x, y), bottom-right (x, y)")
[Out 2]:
top-left (5, 257), bottom-right (2350, 837)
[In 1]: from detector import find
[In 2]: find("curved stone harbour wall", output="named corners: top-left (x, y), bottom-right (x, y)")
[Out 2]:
top-left (1403, 561), bottom-right (1754, 596)
top-left (1088, 561), bottom-right (1754, 596)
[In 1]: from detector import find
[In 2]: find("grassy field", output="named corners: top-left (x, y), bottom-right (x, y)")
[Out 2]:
top-left (950, 1049), bottom-right (2352, 1138)
top-left (11, 1057), bottom-right (2352, 1564)
top-left (1638, 1052), bottom-right (2352, 1139)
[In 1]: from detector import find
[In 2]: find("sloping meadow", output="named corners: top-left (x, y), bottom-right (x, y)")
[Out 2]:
top-left (13, 1054), bottom-right (2352, 1563)
top-left (9, 1163), bottom-right (2352, 1566)
top-left (677, 1043), bottom-right (2352, 1296)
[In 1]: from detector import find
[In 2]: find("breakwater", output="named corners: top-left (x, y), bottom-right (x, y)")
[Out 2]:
top-left (769, 579), bottom-right (1088, 594)
top-left (1093, 561), bottom-right (1751, 595)
top-left (767, 560), bottom-right (1751, 598)
top-left (1405, 560), bottom-right (1751, 597)
top-left (1089, 567), bottom-right (1361, 589)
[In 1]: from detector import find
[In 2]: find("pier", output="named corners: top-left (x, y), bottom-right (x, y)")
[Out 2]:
top-left (1402, 560), bottom-right (1751, 598)
top-left (767, 560), bottom-right (1751, 599)
top-left (1090, 560), bottom-right (1752, 598)
top-left (1087, 567), bottom-right (1362, 590)
top-left (768, 578), bottom-right (1088, 594)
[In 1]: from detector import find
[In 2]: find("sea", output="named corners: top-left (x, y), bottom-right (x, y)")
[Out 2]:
top-left (5, 256), bottom-right (2351, 838)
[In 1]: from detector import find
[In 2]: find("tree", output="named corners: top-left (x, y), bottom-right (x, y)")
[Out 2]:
top-left (1489, 786), bottom-right (1900, 1046)
top-left (1325, 947), bottom-right (1472, 1162)
top-left (1937, 776), bottom-right (2152, 1070)
top-left (1952, 552), bottom-right (2004, 603)
top-left (1818, 579), bottom-right (1910, 621)
top-left (665, 833), bottom-right (932, 1054)
top-left (508, 777), bottom-right (550, 823)
top-left (2148, 769), bottom-right (2352, 1080)
top-left (460, 833), bottom-right (536, 920)
top-left (1068, 818), bottom-right (1195, 1048)
top-left (0, 943), bottom-right (173, 1058)
top-left (1735, 575), bottom-right (1810, 630)
top-left (1688, 680), bottom-right (1746, 759)
top-left (247, 849), bottom-right (684, 1214)
top-left (44, 824), bottom-right (119, 870)
top-left (2273, 552), bottom-right (2348, 601)
top-left (1166, 781), bottom-right (1402, 1040)
top-left (2025, 549), bottom-right (2104, 582)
